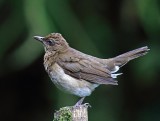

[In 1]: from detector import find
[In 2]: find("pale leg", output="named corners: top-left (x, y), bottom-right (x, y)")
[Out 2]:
top-left (74, 97), bottom-right (85, 106)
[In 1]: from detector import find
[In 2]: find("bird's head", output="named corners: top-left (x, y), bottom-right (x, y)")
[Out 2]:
top-left (34, 33), bottom-right (69, 53)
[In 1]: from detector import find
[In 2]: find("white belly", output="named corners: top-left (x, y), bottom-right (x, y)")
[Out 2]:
top-left (45, 63), bottom-right (99, 97)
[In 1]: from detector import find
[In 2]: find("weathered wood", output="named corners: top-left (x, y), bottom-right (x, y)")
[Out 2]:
top-left (53, 103), bottom-right (90, 121)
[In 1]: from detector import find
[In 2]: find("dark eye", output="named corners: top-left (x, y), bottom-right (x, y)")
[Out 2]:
top-left (46, 40), bottom-right (55, 46)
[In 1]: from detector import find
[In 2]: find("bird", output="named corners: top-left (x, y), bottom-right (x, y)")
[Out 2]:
top-left (34, 33), bottom-right (149, 105)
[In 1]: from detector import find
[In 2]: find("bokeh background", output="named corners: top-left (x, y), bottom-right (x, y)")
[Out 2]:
top-left (0, 0), bottom-right (160, 121)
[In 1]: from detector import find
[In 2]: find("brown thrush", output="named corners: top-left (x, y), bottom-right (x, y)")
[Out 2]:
top-left (34, 33), bottom-right (149, 105)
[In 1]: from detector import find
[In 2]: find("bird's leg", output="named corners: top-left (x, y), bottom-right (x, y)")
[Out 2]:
top-left (74, 97), bottom-right (85, 107)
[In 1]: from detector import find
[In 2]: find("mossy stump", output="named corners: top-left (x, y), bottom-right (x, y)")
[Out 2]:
top-left (53, 103), bottom-right (90, 121)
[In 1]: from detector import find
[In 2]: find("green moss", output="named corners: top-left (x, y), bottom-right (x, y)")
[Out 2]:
top-left (53, 107), bottom-right (72, 121)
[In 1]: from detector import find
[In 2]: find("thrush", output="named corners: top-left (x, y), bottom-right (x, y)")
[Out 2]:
top-left (34, 33), bottom-right (149, 105)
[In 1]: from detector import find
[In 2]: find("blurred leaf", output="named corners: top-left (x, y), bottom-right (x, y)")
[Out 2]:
top-left (84, 15), bottom-right (115, 57)
top-left (0, 1), bottom-right (24, 60)
top-left (5, 0), bottom-right (57, 71)
top-left (47, 0), bottom-right (100, 56)
top-left (132, 42), bottom-right (159, 87)
top-left (136, 0), bottom-right (160, 36)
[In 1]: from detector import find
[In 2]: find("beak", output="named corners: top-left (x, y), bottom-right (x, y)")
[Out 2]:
top-left (33, 36), bottom-right (44, 42)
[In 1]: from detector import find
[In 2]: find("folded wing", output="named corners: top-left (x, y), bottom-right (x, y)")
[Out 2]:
top-left (57, 56), bottom-right (118, 85)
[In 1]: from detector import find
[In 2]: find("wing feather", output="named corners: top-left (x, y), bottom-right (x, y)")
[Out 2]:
top-left (57, 53), bottom-right (118, 85)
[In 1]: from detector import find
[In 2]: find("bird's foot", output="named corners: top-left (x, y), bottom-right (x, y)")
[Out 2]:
top-left (83, 103), bottom-right (91, 108)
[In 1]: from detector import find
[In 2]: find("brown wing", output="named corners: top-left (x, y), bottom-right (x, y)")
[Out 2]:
top-left (57, 55), bottom-right (118, 85)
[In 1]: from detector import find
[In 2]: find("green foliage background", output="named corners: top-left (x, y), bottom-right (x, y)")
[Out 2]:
top-left (0, 0), bottom-right (160, 121)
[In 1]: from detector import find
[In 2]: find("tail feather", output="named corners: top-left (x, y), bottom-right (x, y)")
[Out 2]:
top-left (116, 46), bottom-right (149, 61)
top-left (105, 46), bottom-right (149, 72)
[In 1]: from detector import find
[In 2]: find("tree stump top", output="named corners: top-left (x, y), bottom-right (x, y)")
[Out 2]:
top-left (54, 103), bottom-right (90, 121)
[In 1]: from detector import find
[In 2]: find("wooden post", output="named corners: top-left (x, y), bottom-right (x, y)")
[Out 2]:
top-left (53, 103), bottom-right (90, 121)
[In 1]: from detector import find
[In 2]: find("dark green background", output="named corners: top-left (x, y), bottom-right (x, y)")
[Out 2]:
top-left (0, 0), bottom-right (160, 121)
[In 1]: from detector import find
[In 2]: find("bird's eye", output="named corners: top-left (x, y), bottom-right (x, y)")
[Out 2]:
top-left (46, 40), bottom-right (55, 46)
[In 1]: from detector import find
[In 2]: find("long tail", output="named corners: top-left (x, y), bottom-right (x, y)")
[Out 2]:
top-left (105, 46), bottom-right (150, 73)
